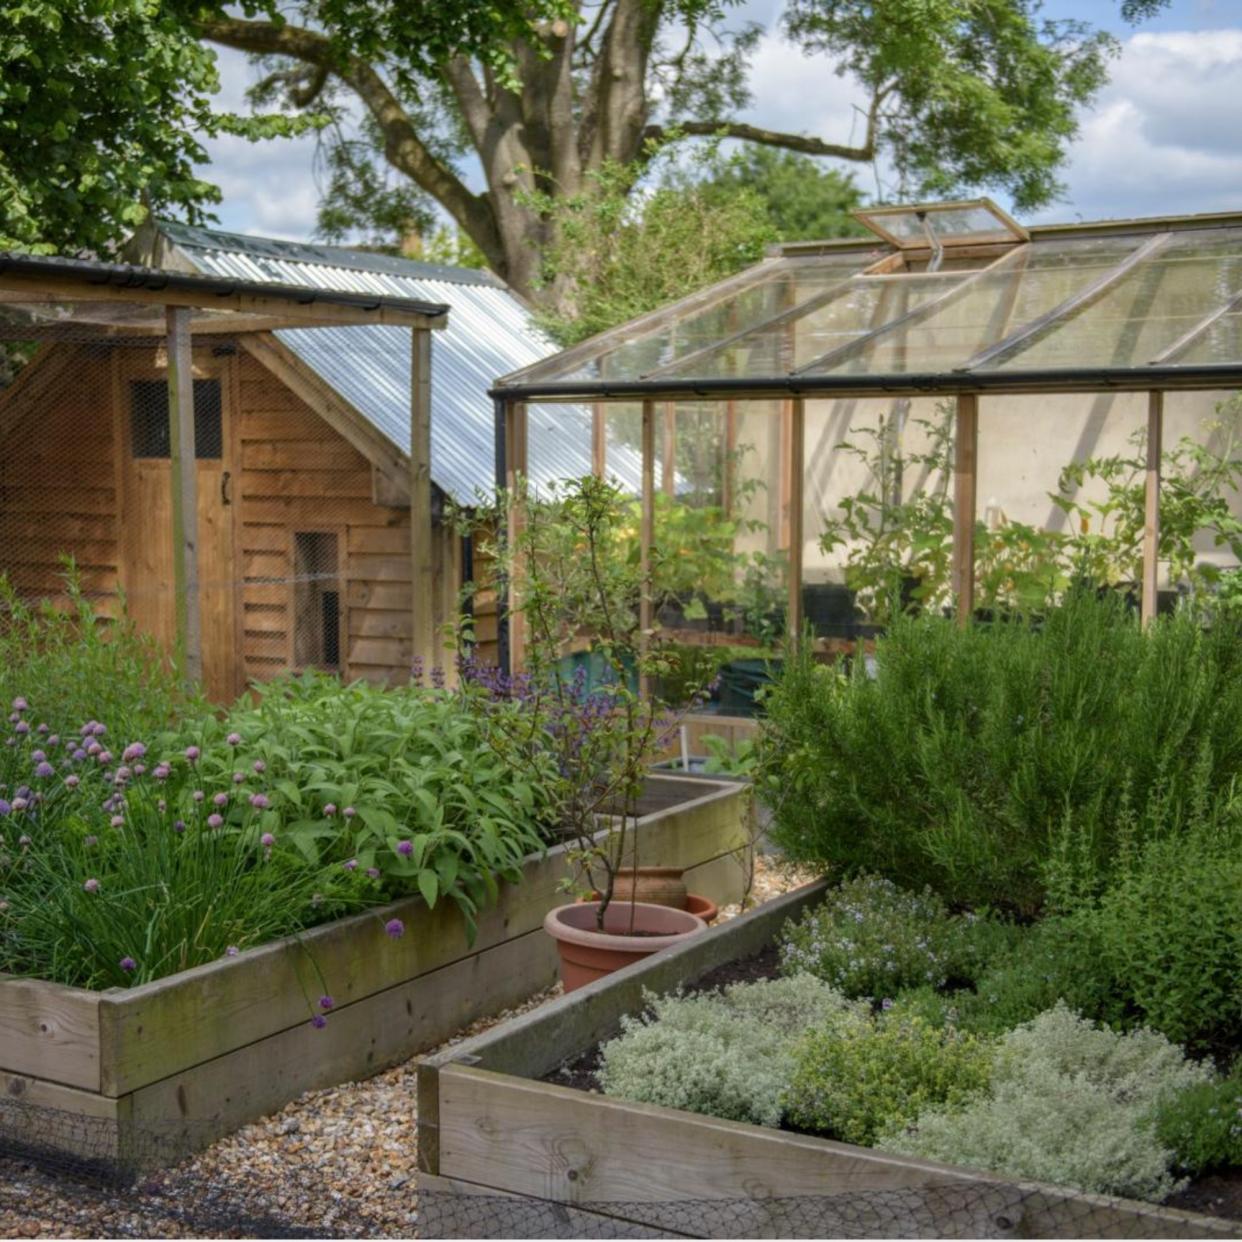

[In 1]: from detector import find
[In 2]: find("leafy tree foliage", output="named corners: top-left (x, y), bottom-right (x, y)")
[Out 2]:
top-left (0, 0), bottom-right (224, 252)
top-left (194, 0), bottom-right (1118, 309)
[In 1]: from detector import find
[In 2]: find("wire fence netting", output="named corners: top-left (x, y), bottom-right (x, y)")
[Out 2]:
top-left (0, 1096), bottom-right (1235, 1241)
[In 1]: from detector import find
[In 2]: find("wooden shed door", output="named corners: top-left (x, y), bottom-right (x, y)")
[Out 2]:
top-left (116, 354), bottom-right (238, 701)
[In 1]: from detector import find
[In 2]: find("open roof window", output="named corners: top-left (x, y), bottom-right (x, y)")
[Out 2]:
top-left (855, 199), bottom-right (1028, 251)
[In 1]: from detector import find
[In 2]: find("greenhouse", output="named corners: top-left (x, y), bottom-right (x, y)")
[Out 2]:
top-left (493, 199), bottom-right (1242, 679)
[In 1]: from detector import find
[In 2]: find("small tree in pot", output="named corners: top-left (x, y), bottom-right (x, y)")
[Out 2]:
top-left (455, 476), bottom-right (710, 988)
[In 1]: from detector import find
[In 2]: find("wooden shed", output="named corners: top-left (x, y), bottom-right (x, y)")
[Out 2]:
top-left (0, 230), bottom-right (630, 700)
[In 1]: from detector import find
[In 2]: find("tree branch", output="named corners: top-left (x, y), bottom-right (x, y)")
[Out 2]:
top-left (195, 15), bottom-right (504, 269)
top-left (644, 118), bottom-right (876, 161)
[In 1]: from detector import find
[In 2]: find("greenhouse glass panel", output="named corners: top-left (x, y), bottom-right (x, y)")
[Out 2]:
top-left (665, 271), bottom-right (965, 379)
top-left (810, 237), bottom-right (1142, 376)
top-left (856, 200), bottom-right (1025, 249)
top-left (983, 227), bottom-right (1242, 371)
top-left (1174, 310), bottom-right (1242, 366)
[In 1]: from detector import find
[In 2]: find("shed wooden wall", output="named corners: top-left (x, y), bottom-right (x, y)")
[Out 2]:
top-left (0, 344), bottom-right (464, 691)
top-left (0, 344), bottom-right (121, 618)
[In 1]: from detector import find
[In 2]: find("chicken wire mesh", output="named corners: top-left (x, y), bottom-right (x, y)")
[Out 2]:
top-left (0, 322), bottom-right (447, 703)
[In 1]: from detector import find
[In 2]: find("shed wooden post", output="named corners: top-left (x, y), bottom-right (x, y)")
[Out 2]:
top-left (640, 400), bottom-right (656, 696)
top-left (1142, 391), bottom-right (1164, 626)
top-left (410, 329), bottom-right (436, 676)
top-left (787, 397), bottom-right (805, 645)
top-left (953, 393), bottom-right (978, 629)
top-left (166, 306), bottom-right (202, 684)
top-left (505, 401), bottom-right (529, 672)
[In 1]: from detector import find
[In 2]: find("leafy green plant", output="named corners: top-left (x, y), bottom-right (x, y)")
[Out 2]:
top-left (598, 976), bottom-right (865, 1128)
top-left (779, 874), bottom-right (968, 999)
top-left (879, 1004), bottom-right (1212, 1202)
top-left (786, 1011), bottom-right (994, 1146)
top-left (1155, 1061), bottom-right (1242, 1176)
top-left (0, 569), bottom-right (201, 737)
top-left (761, 591), bottom-right (1242, 914)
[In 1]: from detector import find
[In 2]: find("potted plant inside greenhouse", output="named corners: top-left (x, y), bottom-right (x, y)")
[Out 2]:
top-left (458, 476), bottom-right (723, 990)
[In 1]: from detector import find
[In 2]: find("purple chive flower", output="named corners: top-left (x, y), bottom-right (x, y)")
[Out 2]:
top-left (323, 803), bottom-right (337, 817)
top-left (83, 835), bottom-right (98, 847)
top-left (97, 751), bottom-right (112, 766)
top-left (65, 775), bottom-right (80, 789)
top-left (366, 867), bottom-right (381, 880)
top-left (114, 765), bottom-right (131, 783)
top-left (430, 666), bottom-right (446, 689)
top-left (47, 735), bottom-right (58, 748)
top-left (342, 806), bottom-right (356, 820)
top-left (14, 721), bottom-right (29, 736)
top-left (184, 745), bottom-right (200, 762)
top-left (260, 832), bottom-right (275, 848)
top-left (36, 723), bottom-right (48, 736)
top-left (192, 789), bottom-right (205, 803)
top-left (72, 748), bottom-right (87, 762)
top-left (153, 763), bottom-right (170, 781)
top-left (133, 763), bottom-right (146, 777)
top-left (252, 760), bottom-right (266, 774)
top-left (311, 1014), bottom-right (328, 1029)
top-left (157, 799), bottom-right (167, 814)
top-left (250, 793), bottom-right (270, 810)
top-left (18, 834), bottom-right (31, 848)
top-left (110, 815), bottom-right (124, 829)
top-left (207, 813), bottom-right (224, 829)
top-left (173, 820), bottom-right (186, 834)
top-left (35, 762), bottom-right (54, 779)
top-left (0, 799), bottom-right (10, 817)
top-left (79, 722), bottom-right (94, 737)
top-left (86, 741), bottom-right (102, 757)
top-left (31, 750), bottom-right (45, 763)
top-left (91, 723), bottom-right (106, 738)
top-left (213, 792), bottom-right (228, 808)
top-left (11, 797), bottom-right (28, 812)
top-left (226, 732), bottom-right (242, 747)
top-left (11, 697), bottom-right (28, 712)
top-left (396, 839), bottom-right (413, 857)
top-left (385, 918), bottom-right (405, 939)
top-left (225, 945), bottom-right (239, 957)
top-left (343, 858), bottom-right (358, 872)
top-left (411, 655), bottom-right (425, 685)
top-left (83, 878), bottom-right (100, 893)
top-left (232, 771), bottom-right (245, 785)
top-left (119, 956), bottom-right (136, 973)
top-left (318, 995), bottom-right (334, 1011)
top-left (122, 743), bottom-right (146, 763)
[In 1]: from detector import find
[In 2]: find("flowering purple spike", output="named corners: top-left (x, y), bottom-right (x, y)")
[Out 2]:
top-left (226, 732), bottom-right (242, 747)
top-left (260, 832), bottom-right (275, 847)
top-left (213, 792), bottom-right (228, 808)
top-left (35, 762), bottom-right (54, 778)
top-left (385, 918), bottom-right (405, 939)
top-left (342, 806), bottom-right (356, 819)
top-left (11, 697), bottom-right (28, 712)
top-left (119, 956), bottom-right (136, 973)
top-left (311, 1014), bottom-right (328, 1029)
top-left (122, 743), bottom-right (146, 763)
top-left (323, 803), bottom-right (337, 816)
top-left (318, 995), bottom-right (334, 1011)
top-left (14, 721), bottom-right (29, 736)
top-left (184, 745), bottom-right (200, 762)
top-left (252, 760), bottom-right (266, 774)
top-left (207, 813), bottom-right (224, 829)
top-left (250, 793), bottom-right (270, 810)
top-left (396, 839), bottom-right (413, 857)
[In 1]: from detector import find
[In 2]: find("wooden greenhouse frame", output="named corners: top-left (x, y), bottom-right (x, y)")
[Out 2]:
top-left (491, 201), bottom-right (1242, 675)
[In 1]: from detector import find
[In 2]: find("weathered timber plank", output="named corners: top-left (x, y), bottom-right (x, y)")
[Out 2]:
top-left (242, 441), bottom-right (364, 471)
top-left (239, 468), bottom-right (372, 500)
top-left (95, 782), bottom-right (747, 1096)
top-left (436, 1068), bottom-right (1240, 1239)
top-left (0, 978), bottom-right (102, 1092)
top-left (124, 927), bottom-right (560, 1151)
top-left (416, 1172), bottom-right (690, 1240)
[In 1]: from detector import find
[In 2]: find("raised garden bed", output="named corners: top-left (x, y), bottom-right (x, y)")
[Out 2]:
top-left (416, 881), bottom-right (1242, 1240)
top-left (0, 775), bottom-right (749, 1160)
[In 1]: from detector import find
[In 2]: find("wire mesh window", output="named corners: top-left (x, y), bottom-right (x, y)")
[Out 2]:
top-left (129, 378), bottom-right (223, 459)
top-left (292, 531), bottom-right (342, 672)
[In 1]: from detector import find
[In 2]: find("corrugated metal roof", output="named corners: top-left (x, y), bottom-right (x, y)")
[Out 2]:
top-left (159, 222), bottom-right (642, 501)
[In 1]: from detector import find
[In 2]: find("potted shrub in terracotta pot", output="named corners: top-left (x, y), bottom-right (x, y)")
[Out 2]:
top-left (459, 476), bottom-right (716, 991)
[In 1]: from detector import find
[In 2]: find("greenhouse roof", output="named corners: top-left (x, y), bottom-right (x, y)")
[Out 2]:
top-left (495, 200), bottom-right (1242, 402)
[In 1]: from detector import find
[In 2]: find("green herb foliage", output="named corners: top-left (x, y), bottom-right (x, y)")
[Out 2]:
top-left (1155, 1062), bottom-right (1242, 1176)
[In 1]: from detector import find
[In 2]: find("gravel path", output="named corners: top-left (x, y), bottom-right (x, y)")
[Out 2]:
top-left (0, 857), bottom-right (814, 1239)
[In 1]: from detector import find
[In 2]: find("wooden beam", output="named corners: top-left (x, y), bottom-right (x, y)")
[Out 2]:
top-left (953, 393), bottom-right (978, 629)
top-left (410, 329), bottom-right (436, 674)
top-left (1142, 391), bottom-right (1164, 626)
top-left (662, 403), bottom-right (676, 497)
top-left (166, 306), bottom-right (203, 684)
top-left (640, 400), bottom-right (656, 696)
top-left (0, 272), bottom-right (447, 330)
top-left (505, 402), bottom-right (528, 673)
top-left (787, 398), bottom-right (805, 644)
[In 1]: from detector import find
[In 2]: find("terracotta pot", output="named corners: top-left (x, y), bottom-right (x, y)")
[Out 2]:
top-left (544, 901), bottom-right (706, 993)
top-left (684, 892), bottom-right (719, 924)
top-left (610, 866), bottom-right (688, 909)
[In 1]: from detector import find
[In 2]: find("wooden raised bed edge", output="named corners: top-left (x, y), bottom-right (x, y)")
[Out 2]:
top-left (417, 881), bottom-right (1242, 1241)
top-left (1, 775), bottom-right (750, 1156)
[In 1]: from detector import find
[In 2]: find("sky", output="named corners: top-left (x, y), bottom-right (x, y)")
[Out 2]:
top-left (200, 0), bottom-right (1242, 243)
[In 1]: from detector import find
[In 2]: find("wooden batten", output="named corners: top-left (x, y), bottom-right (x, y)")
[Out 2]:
top-left (410, 329), bottom-right (435, 672)
top-left (166, 306), bottom-right (203, 683)
top-left (786, 397), bottom-right (805, 642)
top-left (1142, 391), bottom-right (1164, 625)
top-left (953, 393), bottom-right (978, 628)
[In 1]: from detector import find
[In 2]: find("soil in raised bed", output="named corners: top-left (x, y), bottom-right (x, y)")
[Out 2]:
top-left (540, 946), bottom-right (1242, 1223)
